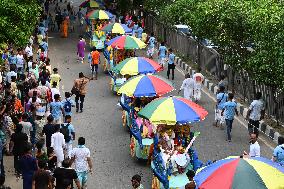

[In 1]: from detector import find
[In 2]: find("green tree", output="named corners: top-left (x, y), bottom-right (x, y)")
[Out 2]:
top-left (0, 0), bottom-right (41, 47)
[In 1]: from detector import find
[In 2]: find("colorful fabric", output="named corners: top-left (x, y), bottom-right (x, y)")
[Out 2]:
top-left (113, 57), bottom-right (162, 75)
top-left (102, 23), bottom-right (132, 34)
top-left (86, 9), bottom-right (113, 20)
top-left (80, 0), bottom-right (104, 8)
top-left (106, 35), bottom-right (146, 49)
top-left (118, 75), bottom-right (174, 97)
top-left (138, 96), bottom-right (208, 125)
top-left (195, 156), bottom-right (284, 189)
top-left (91, 51), bottom-right (100, 64)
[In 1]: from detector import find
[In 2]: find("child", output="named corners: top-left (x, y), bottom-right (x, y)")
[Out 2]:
top-left (61, 92), bottom-right (75, 116)
top-left (131, 174), bottom-right (144, 189)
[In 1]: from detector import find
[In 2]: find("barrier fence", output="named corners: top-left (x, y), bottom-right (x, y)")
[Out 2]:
top-left (145, 14), bottom-right (284, 123)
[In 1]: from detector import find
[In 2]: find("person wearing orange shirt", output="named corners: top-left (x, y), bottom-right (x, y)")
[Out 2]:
top-left (90, 47), bottom-right (100, 80)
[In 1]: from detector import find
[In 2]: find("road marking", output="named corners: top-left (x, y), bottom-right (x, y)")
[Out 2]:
top-left (175, 65), bottom-right (274, 150)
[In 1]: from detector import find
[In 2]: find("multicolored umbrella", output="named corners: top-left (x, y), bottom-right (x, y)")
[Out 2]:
top-left (86, 10), bottom-right (113, 20)
top-left (118, 75), bottom-right (174, 97)
top-left (79, 0), bottom-right (104, 8)
top-left (113, 57), bottom-right (162, 75)
top-left (102, 23), bottom-right (132, 34)
top-left (194, 156), bottom-right (284, 189)
top-left (106, 35), bottom-right (146, 49)
top-left (138, 96), bottom-right (208, 125)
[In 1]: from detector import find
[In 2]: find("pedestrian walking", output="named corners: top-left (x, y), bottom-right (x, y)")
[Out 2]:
top-left (50, 94), bottom-right (64, 124)
top-left (50, 81), bottom-right (60, 102)
top-left (76, 8), bottom-right (84, 27)
top-left (35, 140), bottom-right (48, 163)
top-left (50, 68), bottom-right (61, 89)
top-left (246, 92), bottom-right (265, 135)
top-left (158, 42), bottom-right (167, 68)
top-left (55, 11), bottom-right (63, 32)
top-left (131, 174), bottom-right (144, 189)
top-left (62, 92), bottom-right (75, 116)
top-left (167, 48), bottom-right (175, 80)
top-left (147, 32), bottom-right (156, 59)
top-left (70, 137), bottom-right (92, 189)
top-left (72, 72), bottom-right (90, 113)
top-left (9, 124), bottom-right (28, 176)
top-left (53, 159), bottom-right (81, 189)
top-left (51, 124), bottom-right (65, 167)
top-left (193, 69), bottom-right (204, 102)
top-left (32, 160), bottom-right (52, 189)
top-left (90, 47), bottom-right (100, 80)
top-left (243, 133), bottom-right (260, 157)
top-left (272, 136), bottom-right (284, 166)
top-left (214, 86), bottom-right (228, 128)
top-left (221, 93), bottom-right (238, 142)
top-left (16, 49), bottom-right (25, 73)
top-left (61, 115), bottom-right (75, 158)
top-left (218, 74), bottom-right (228, 92)
top-left (19, 113), bottom-right (33, 142)
top-left (42, 115), bottom-right (56, 148)
top-left (77, 36), bottom-right (86, 64)
top-left (178, 73), bottom-right (195, 101)
top-left (61, 18), bottom-right (69, 38)
top-left (19, 143), bottom-right (38, 189)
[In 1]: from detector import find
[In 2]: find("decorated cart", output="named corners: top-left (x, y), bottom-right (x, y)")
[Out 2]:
top-left (117, 74), bottom-right (174, 160)
top-left (85, 10), bottom-right (113, 50)
top-left (137, 96), bottom-right (208, 189)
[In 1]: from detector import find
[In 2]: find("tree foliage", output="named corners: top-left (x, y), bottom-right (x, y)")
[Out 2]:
top-left (0, 0), bottom-right (41, 47)
top-left (157, 0), bottom-right (284, 90)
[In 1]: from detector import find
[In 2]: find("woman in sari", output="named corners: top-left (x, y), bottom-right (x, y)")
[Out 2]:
top-left (61, 18), bottom-right (69, 38)
top-left (77, 35), bottom-right (86, 63)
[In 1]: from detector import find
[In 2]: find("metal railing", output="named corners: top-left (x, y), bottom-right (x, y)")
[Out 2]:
top-left (145, 15), bottom-right (284, 123)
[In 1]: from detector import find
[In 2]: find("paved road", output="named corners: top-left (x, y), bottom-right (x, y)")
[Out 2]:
top-left (5, 1), bottom-right (276, 188)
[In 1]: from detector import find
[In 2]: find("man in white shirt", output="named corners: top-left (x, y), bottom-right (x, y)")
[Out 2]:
top-left (51, 81), bottom-right (60, 102)
top-left (243, 133), bottom-right (260, 157)
top-left (193, 70), bottom-right (204, 102)
top-left (71, 137), bottom-right (93, 189)
top-left (246, 92), bottom-right (265, 135)
top-left (51, 124), bottom-right (65, 167)
top-left (19, 113), bottom-right (33, 142)
top-left (6, 67), bottom-right (17, 83)
top-left (178, 73), bottom-right (195, 101)
top-left (16, 50), bottom-right (25, 72)
top-left (25, 43), bottom-right (33, 59)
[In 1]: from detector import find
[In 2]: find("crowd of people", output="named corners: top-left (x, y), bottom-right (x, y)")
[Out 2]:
top-left (0, 1), bottom-right (95, 189)
top-left (1, 0), bottom-right (283, 189)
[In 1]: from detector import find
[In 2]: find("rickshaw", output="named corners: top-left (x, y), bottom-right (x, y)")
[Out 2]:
top-left (85, 10), bottom-right (113, 50)
top-left (106, 36), bottom-right (147, 93)
top-left (118, 74), bottom-right (174, 160)
top-left (137, 96), bottom-right (208, 188)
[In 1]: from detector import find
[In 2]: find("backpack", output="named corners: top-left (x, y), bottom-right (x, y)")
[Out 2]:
top-left (60, 123), bottom-right (71, 143)
top-left (63, 99), bottom-right (72, 113)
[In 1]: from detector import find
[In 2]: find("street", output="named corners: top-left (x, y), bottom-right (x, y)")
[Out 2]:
top-left (4, 1), bottom-right (277, 188)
